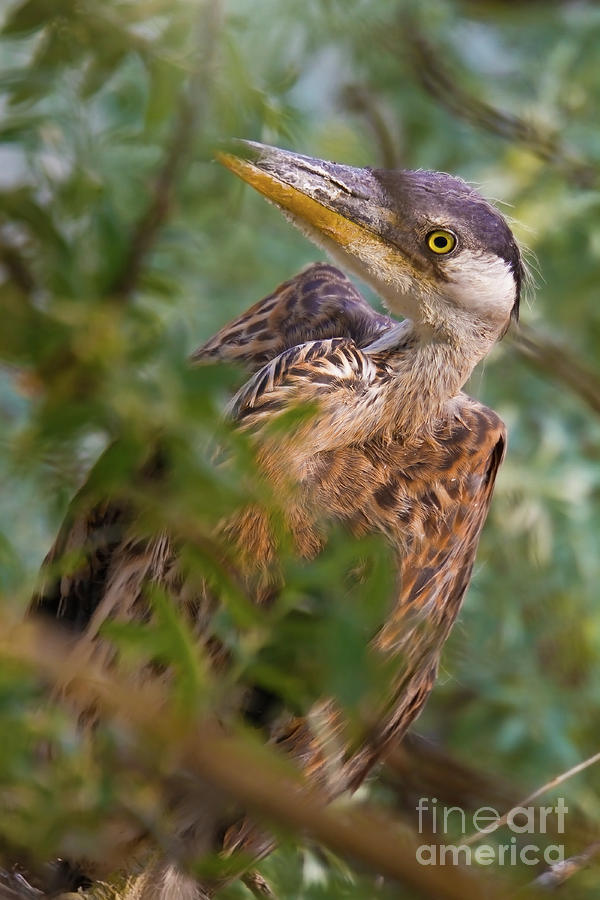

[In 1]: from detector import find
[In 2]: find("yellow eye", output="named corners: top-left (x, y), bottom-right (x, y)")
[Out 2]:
top-left (426, 229), bottom-right (456, 254)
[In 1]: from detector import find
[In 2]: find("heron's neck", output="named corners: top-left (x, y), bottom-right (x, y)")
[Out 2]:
top-left (373, 318), bottom-right (499, 437)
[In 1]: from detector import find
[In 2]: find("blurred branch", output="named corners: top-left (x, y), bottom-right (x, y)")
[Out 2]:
top-left (400, 22), bottom-right (597, 189)
top-left (109, 0), bottom-right (223, 299)
top-left (511, 323), bottom-right (600, 417)
top-left (0, 619), bottom-right (511, 900)
top-left (464, 748), bottom-right (600, 846)
top-left (384, 734), bottom-right (520, 813)
top-left (0, 232), bottom-right (36, 298)
top-left (533, 840), bottom-right (600, 891)
top-left (242, 870), bottom-right (278, 898)
top-left (384, 733), bottom-right (599, 856)
top-left (386, 736), bottom-right (600, 893)
top-left (0, 869), bottom-right (42, 899)
top-left (340, 84), bottom-right (403, 168)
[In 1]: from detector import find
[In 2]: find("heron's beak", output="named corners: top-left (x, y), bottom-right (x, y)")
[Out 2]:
top-left (217, 141), bottom-right (428, 320)
top-left (217, 140), bottom-right (393, 255)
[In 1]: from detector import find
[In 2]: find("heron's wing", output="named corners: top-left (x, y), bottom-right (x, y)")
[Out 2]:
top-left (228, 335), bottom-right (394, 461)
top-left (192, 262), bottom-right (393, 372)
top-left (230, 336), bottom-right (368, 415)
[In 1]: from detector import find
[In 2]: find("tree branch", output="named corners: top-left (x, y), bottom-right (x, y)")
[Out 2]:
top-left (109, 0), bottom-right (223, 300)
top-left (0, 619), bottom-right (512, 900)
top-left (398, 21), bottom-right (597, 188)
top-left (533, 840), bottom-right (600, 891)
top-left (464, 749), bottom-right (600, 846)
top-left (384, 734), bottom-right (520, 814)
top-left (340, 83), bottom-right (403, 169)
top-left (510, 323), bottom-right (600, 418)
top-left (0, 232), bottom-right (36, 297)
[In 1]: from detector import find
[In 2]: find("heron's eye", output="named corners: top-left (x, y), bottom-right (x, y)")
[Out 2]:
top-left (426, 229), bottom-right (456, 255)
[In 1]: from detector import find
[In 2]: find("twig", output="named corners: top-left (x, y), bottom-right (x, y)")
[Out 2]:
top-left (340, 84), bottom-right (403, 169)
top-left (397, 21), bottom-right (597, 189)
top-left (464, 750), bottom-right (600, 846)
top-left (0, 233), bottom-right (36, 296)
top-left (242, 870), bottom-right (278, 898)
top-left (109, 0), bottom-right (223, 299)
top-left (533, 840), bottom-right (600, 891)
top-left (0, 869), bottom-right (42, 899)
top-left (384, 734), bottom-right (521, 813)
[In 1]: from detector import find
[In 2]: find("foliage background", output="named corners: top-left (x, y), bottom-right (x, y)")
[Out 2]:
top-left (1, 0), bottom-right (600, 897)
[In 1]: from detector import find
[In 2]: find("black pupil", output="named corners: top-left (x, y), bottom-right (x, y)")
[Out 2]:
top-left (433, 235), bottom-right (449, 249)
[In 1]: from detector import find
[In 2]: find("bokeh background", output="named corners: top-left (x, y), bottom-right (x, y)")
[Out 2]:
top-left (1, 0), bottom-right (600, 897)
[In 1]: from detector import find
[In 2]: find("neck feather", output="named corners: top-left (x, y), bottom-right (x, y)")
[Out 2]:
top-left (370, 318), bottom-right (499, 438)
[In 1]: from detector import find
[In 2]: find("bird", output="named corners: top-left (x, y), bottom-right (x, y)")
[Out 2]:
top-left (28, 141), bottom-right (523, 898)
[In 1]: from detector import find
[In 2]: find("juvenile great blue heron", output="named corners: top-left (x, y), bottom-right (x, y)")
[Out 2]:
top-left (31, 142), bottom-right (522, 897)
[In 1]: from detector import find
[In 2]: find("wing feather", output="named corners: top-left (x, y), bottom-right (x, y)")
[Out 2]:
top-left (230, 338), bottom-right (373, 416)
top-left (192, 262), bottom-right (393, 372)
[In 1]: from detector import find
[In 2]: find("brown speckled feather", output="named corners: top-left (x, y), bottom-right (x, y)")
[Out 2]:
top-left (31, 263), bottom-right (506, 891)
top-left (193, 262), bottom-right (393, 371)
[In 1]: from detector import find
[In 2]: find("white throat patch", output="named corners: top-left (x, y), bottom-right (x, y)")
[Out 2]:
top-left (443, 250), bottom-right (516, 325)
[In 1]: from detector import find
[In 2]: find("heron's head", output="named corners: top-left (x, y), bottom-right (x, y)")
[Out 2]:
top-left (218, 141), bottom-right (523, 342)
